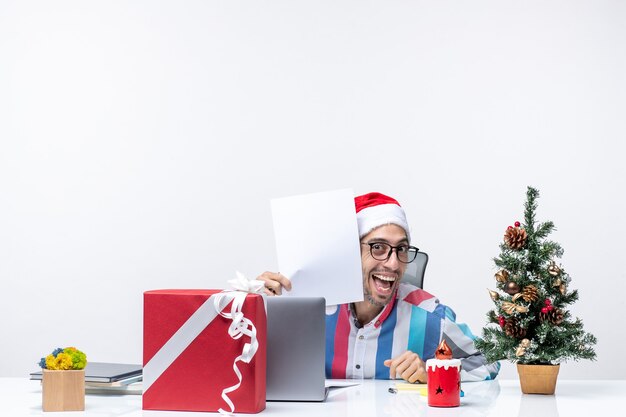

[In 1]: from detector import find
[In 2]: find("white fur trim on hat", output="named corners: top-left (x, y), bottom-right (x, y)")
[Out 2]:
top-left (356, 203), bottom-right (411, 241)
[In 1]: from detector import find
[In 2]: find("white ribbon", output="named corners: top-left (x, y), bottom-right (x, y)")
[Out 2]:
top-left (228, 270), bottom-right (265, 294)
top-left (214, 271), bottom-right (265, 415)
top-left (143, 272), bottom-right (265, 415)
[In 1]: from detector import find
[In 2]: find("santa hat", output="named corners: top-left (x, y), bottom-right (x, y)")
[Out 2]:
top-left (354, 192), bottom-right (410, 241)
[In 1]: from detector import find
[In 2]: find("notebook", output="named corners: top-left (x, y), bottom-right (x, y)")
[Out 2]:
top-left (266, 296), bottom-right (328, 401)
top-left (30, 362), bottom-right (142, 383)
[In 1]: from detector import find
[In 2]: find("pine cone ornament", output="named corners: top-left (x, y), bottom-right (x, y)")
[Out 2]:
top-left (521, 285), bottom-right (539, 302)
top-left (540, 307), bottom-right (564, 325)
top-left (504, 227), bottom-right (527, 250)
top-left (504, 318), bottom-right (527, 338)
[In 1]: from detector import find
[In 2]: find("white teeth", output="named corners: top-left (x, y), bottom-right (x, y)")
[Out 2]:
top-left (373, 274), bottom-right (396, 282)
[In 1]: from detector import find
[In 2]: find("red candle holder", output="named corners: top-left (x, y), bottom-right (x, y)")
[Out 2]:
top-left (426, 359), bottom-right (461, 407)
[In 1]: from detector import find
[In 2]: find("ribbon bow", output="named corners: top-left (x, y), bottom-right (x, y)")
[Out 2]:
top-left (213, 272), bottom-right (265, 415)
top-left (227, 271), bottom-right (265, 294)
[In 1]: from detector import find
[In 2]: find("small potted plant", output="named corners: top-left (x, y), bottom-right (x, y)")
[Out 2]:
top-left (475, 187), bottom-right (596, 394)
top-left (39, 347), bottom-right (87, 411)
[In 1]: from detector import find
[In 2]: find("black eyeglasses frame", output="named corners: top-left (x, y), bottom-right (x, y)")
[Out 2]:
top-left (361, 242), bottom-right (419, 264)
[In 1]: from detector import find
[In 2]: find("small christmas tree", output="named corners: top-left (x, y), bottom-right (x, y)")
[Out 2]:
top-left (475, 187), bottom-right (596, 365)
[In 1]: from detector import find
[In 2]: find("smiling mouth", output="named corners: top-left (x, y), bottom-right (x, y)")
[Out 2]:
top-left (372, 274), bottom-right (396, 294)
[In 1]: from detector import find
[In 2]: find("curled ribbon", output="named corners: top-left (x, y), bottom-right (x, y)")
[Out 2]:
top-left (213, 272), bottom-right (265, 415)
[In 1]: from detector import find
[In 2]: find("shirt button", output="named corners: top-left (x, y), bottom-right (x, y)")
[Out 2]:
top-left (359, 335), bottom-right (364, 340)
top-left (355, 364), bottom-right (361, 369)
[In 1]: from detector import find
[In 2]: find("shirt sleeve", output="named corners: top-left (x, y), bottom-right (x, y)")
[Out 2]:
top-left (440, 305), bottom-right (500, 381)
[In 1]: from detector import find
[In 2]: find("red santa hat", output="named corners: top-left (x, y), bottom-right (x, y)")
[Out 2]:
top-left (354, 192), bottom-right (410, 241)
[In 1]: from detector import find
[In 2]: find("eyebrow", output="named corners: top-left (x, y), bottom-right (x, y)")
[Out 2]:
top-left (364, 237), bottom-right (409, 245)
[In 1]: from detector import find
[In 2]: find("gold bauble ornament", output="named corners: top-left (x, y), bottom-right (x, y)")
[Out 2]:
top-left (548, 260), bottom-right (561, 276)
top-left (504, 281), bottom-right (521, 295)
top-left (520, 338), bottom-right (531, 348)
top-left (495, 270), bottom-right (509, 283)
top-left (488, 289), bottom-right (499, 301)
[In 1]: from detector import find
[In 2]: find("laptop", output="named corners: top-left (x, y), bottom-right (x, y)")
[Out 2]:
top-left (266, 296), bottom-right (328, 401)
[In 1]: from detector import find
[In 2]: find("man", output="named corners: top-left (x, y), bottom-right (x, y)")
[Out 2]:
top-left (258, 192), bottom-right (499, 383)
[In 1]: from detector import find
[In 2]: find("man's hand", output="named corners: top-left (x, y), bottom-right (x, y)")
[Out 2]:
top-left (384, 350), bottom-right (427, 383)
top-left (256, 271), bottom-right (292, 296)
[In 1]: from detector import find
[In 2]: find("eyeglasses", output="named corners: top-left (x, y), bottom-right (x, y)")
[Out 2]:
top-left (361, 242), bottom-right (419, 264)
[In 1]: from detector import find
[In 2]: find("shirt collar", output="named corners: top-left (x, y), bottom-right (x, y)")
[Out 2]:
top-left (373, 293), bottom-right (397, 328)
top-left (348, 289), bottom-right (398, 329)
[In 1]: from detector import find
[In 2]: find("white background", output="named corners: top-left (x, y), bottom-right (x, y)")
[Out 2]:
top-left (1, 1), bottom-right (624, 380)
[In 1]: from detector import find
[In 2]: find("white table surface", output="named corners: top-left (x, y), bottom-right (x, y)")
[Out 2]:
top-left (1, 378), bottom-right (623, 417)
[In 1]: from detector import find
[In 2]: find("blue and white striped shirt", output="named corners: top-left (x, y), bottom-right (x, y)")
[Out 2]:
top-left (325, 283), bottom-right (500, 381)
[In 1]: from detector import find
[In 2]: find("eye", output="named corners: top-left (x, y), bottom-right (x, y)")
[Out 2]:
top-left (371, 243), bottom-right (385, 251)
top-left (396, 245), bottom-right (409, 254)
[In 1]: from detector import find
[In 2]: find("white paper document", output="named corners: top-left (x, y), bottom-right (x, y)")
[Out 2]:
top-left (271, 189), bottom-right (364, 306)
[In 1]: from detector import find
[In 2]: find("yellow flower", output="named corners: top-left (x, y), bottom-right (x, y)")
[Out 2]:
top-left (40, 347), bottom-right (87, 370)
top-left (45, 354), bottom-right (56, 370)
top-left (46, 353), bottom-right (73, 370)
top-left (55, 353), bottom-right (73, 370)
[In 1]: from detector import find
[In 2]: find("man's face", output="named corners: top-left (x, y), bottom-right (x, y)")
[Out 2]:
top-left (360, 224), bottom-right (409, 307)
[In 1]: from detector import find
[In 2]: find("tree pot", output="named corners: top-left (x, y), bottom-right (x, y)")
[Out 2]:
top-left (516, 363), bottom-right (560, 395)
top-left (42, 369), bottom-right (85, 412)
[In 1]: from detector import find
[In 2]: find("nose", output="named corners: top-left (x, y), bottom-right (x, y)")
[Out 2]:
top-left (383, 248), bottom-right (402, 270)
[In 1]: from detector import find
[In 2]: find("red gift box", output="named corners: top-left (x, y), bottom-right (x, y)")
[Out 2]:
top-left (143, 289), bottom-right (266, 413)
